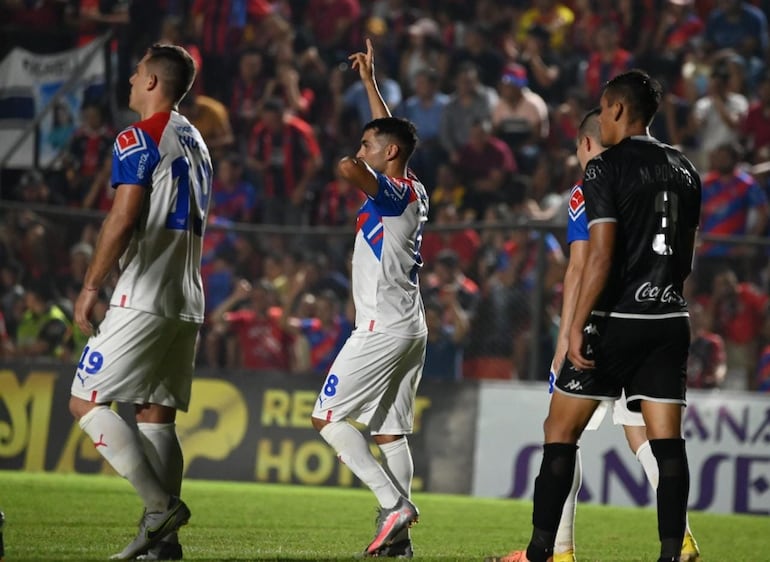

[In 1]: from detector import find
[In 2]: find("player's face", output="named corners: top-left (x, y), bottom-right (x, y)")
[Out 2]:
top-left (128, 55), bottom-right (150, 112)
top-left (597, 93), bottom-right (619, 146)
top-left (356, 128), bottom-right (388, 172)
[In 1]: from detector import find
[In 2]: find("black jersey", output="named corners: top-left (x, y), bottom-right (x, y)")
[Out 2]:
top-left (583, 135), bottom-right (701, 317)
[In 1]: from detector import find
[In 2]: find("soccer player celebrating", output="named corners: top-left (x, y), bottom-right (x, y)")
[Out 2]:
top-left (493, 70), bottom-right (701, 562)
top-left (310, 39), bottom-right (428, 558)
top-left (69, 44), bottom-right (212, 560)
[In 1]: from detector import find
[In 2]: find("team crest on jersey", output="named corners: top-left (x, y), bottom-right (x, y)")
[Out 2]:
top-left (568, 184), bottom-right (585, 221)
top-left (115, 127), bottom-right (147, 160)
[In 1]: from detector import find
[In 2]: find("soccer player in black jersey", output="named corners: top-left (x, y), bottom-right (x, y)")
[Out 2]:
top-left (493, 70), bottom-right (702, 562)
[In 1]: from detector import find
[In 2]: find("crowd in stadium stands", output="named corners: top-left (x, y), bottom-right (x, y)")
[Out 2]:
top-left (1, 0), bottom-right (770, 392)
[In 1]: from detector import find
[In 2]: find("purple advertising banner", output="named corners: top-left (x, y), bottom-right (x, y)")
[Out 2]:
top-left (472, 381), bottom-right (770, 515)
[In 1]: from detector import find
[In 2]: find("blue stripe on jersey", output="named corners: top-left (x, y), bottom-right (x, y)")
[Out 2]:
top-left (358, 200), bottom-right (384, 260)
top-left (567, 183), bottom-right (588, 244)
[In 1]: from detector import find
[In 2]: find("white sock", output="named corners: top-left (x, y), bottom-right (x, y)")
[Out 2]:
top-left (320, 422), bottom-right (401, 508)
top-left (378, 437), bottom-right (413, 498)
top-left (379, 437), bottom-right (414, 543)
top-left (554, 447), bottom-right (581, 554)
top-left (636, 440), bottom-right (659, 488)
top-left (79, 406), bottom-right (169, 512)
top-left (638, 439), bottom-right (693, 537)
top-left (138, 422), bottom-right (184, 544)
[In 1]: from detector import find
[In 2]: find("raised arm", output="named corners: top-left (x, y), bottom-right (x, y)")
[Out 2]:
top-left (349, 38), bottom-right (391, 119)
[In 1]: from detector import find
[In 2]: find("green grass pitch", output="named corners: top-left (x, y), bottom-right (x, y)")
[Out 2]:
top-left (0, 470), bottom-right (765, 561)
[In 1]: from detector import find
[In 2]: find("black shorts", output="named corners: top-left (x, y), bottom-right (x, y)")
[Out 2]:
top-left (555, 314), bottom-right (689, 411)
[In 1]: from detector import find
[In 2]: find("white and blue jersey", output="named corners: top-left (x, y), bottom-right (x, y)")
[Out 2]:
top-left (351, 172), bottom-right (429, 337)
top-left (110, 111), bottom-right (212, 323)
top-left (566, 181), bottom-right (588, 245)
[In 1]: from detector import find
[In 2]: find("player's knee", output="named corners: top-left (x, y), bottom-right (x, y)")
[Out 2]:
top-left (69, 396), bottom-right (92, 421)
top-left (311, 416), bottom-right (327, 432)
top-left (543, 414), bottom-right (581, 444)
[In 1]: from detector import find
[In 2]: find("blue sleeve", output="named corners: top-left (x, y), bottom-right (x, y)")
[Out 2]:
top-left (371, 173), bottom-right (413, 216)
top-left (111, 126), bottom-right (160, 189)
top-left (748, 179), bottom-right (769, 208)
top-left (566, 184), bottom-right (589, 244)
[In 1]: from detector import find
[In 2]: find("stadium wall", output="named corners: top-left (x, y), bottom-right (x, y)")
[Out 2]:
top-left (1, 364), bottom-right (766, 515)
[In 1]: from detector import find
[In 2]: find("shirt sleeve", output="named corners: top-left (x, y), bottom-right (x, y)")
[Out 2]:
top-left (566, 183), bottom-right (589, 244)
top-left (583, 156), bottom-right (617, 228)
top-left (111, 127), bottom-right (160, 188)
top-left (371, 173), bottom-right (414, 216)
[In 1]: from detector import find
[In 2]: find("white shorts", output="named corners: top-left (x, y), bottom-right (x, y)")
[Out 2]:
top-left (70, 307), bottom-right (200, 411)
top-left (585, 390), bottom-right (645, 431)
top-left (311, 329), bottom-right (426, 435)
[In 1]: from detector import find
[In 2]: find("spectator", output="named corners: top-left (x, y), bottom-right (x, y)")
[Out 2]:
top-left (59, 101), bottom-right (113, 208)
top-left (439, 62), bottom-right (497, 162)
top-left (341, 59), bottom-right (402, 130)
top-left (178, 91), bottom-right (235, 155)
top-left (517, 0), bottom-right (575, 54)
top-left (191, 0), bottom-right (273, 101)
top-left (315, 161), bottom-right (366, 227)
top-left (696, 142), bottom-right (768, 292)
top-left (246, 98), bottom-right (322, 225)
top-left (398, 17), bottom-right (448, 94)
top-left (687, 62), bottom-right (749, 172)
top-left (447, 22), bottom-right (504, 88)
top-left (703, 0), bottom-right (768, 84)
top-left (456, 117), bottom-right (518, 219)
top-left (492, 63), bottom-right (549, 174)
top-left (423, 296), bottom-right (468, 381)
top-left (15, 279), bottom-right (72, 360)
top-left (706, 267), bottom-right (768, 391)
top-left (229, 48), bottom-right (270, 140)
top-left (425, 248), bottom-right (481, 316)
top-left (206, 278), bottom-right (291, 371)
top-left (646, 0), bottom-right (703, 79)
top-left (756, 313), bottom-right (770, 391)
top-left (421, 201), bottom-right (480, 272)
top-left (428, 163), bottom-right (466, 217)
top-left (282, 289), bottom-right (353, 375)
top-left (0, 310), bottom-right (14, 358)
top-left (687, 302), bottom-right (727, 389)
top-left (518, 24), bottom-right (563, 105)
top-left (583, 21), bottom-right (634, 103)
top-left (303, 0), bottom-right (361, 65)
top-left (741, 69), bottom-right (770, 163)
top-left (212, 152), bottom-right (260, 222)
top-left (394, 68), bottom-right (449, 189)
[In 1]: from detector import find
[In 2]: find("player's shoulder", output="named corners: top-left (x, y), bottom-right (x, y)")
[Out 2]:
top-left (114, 112), bottom-right (171, 160)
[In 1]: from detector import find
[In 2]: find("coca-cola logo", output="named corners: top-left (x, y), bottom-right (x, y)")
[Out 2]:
top-left (634, 282), bottom-right (686, 305)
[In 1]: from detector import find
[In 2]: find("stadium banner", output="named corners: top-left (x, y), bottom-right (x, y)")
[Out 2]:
top-left (0, 39), bottom-right (106, 168)
top-left (0, 363), bottom-right (477, 494)
top-left (472, 381), bottom-right (770, 516)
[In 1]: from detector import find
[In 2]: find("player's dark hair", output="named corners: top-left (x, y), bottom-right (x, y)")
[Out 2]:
top-left (602, 69), bottom-right (662, 127)
top-left (577, 107), bottom-right (601, 142)
top-left (145, 43), bottom-right (196, 106)
top-left (363, 117), bottom-right (418, 161)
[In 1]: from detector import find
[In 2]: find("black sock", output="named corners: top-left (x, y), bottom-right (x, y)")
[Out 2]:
top-left (650, 438), bottom-right (689, 560)
top-left (526, 443), bottom-right (578, 562)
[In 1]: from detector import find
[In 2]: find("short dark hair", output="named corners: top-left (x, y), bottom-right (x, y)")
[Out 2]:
top-left (577, 107), bottom-right (601, 142)
top-left (363, 117), bottom-right (418, 161)
top-left (145, 44), bottom-right (196, 106)
top-left (602, 69), bottom-right (662, 127)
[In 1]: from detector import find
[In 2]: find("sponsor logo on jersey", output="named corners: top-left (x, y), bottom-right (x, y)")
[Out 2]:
top-left (634, 282), bottom-right (686, 305)
top-left (115, 127), bottom-right (147, 160)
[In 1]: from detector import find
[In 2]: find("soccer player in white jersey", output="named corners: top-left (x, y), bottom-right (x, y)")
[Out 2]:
top-left (311, 39), bottom-right (428, 559)
top-left (69, 44), bottom-right (212, 561)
